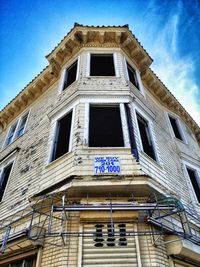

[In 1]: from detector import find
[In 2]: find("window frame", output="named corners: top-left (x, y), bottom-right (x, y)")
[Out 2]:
top-left (167, 113), bottom-right (186, 143)
top-left (15, 112), bottom-right (29, 138)
top-left (183, 160), bottom-right (200, 204)
top-left (0, 152), bottom-right (16, 203)
top-left (48, 105), bottom-right (75, 163)
top-left (2, 111), bottom-right (30, 149)
top-left (84, 102), bottom-right (130, 148)
top-left (87, 52), bottom-right (119, 77)
top-left (124, 57), bottom-right (145, 95)
top-left (126, 62), bottom-right (139, 90)
top-left (58, 57), bottom-right (80, 93)
top-left (134, 106), bottom-right (159, 162)
top-left (2, 256), bottom-right (36, 267)
top-left (0, 250), bottom-right (39, 267)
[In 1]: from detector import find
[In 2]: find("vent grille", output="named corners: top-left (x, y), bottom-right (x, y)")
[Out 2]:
top-left (82, 223), bottom-right (138, 267)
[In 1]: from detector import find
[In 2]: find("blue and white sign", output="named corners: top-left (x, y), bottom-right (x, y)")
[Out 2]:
top-left (94, 156), bottom-right (121, 174)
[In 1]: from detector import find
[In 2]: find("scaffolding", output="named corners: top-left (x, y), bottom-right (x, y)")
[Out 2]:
top-left (0, 193), bottom-right (200, 254)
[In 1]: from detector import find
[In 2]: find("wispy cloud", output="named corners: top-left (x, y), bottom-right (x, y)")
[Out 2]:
top-left (145, 0), bottom-right (200, 125)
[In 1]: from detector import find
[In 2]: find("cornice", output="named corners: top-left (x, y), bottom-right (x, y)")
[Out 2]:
top-left (0, 66), bottom-right (55, 129)
top-left (141, 68), bottom-right (200, 145)
top-left (0, 23), bottom-right (199, 146)
top-left (0, 23), bottom-right (152, 130)
top-left (46, 23), bottom-right (153, 75)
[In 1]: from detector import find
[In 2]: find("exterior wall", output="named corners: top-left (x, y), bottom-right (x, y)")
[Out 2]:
top-left (0, 44), bottom-right (200, 266)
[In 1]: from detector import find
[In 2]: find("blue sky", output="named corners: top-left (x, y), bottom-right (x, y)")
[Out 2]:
top-left (0, 0), bottom-right (200, 124)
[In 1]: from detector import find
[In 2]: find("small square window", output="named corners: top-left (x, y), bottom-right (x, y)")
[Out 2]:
top-left (186, 167), bottom-right (200, 203)
top-left (90, 54), bottom-right (115, 76)
top-left (127, 62), bottom-right (139, 90)
top-left (136, 113), bottom-right (156, 161)
top-left (89, 105), bottom-right (124, 147)
top-left (51, 111), bottom-right (72, 161)
top-left (63, 61), bottom-right (77, 90)
top-left (168, 115), bottom-right (183, 141)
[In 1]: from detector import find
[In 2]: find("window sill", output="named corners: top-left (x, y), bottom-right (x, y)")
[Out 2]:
top-left (0, 134), bottom-right (24, 153)
top-left (46, 151), bottom-right (72, 168)
top-left (61, 80), bottom-right (77, 93)
top-left (174, 137), bottom-right (187, 145)
top-left (140, 151), bottom-right (163, 169)
top-left (83, 147), bottom-right (131, 151)
top-left (87, 76), bottom-right (118, 79)
top-left (128, 81), bottom-right (144, 95)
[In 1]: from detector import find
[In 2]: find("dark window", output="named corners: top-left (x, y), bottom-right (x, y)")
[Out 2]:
top-left (63, 61), bottom-right (77, 90)
top-left (16, 113), bottom-right (28, 138)
top-left (51, 111), bottom-right (72, 161)
top-left (90, 54), bottom-right (115, 76)
top-left (2, 256), bottom-right (36, 267)
top-left (125, 104), bottom-right (139, 161)
top-left (5, 123), bottom-right (17, 146)
top-left (89, 106), bottom-right (124, 147)
top-left (137, 113), bottom-right (156, 161)
top-left (186, 167), bottom-right (200, 203)
top-left (0, 162), bottom-right (13, 202)
top-left (127, 63), bottom-right (139, 89)
top-left (169, 116), bottom-right (183, 140)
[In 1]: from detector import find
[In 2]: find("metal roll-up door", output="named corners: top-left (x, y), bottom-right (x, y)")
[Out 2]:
top-left (82, 223), bottom-right (138, 267)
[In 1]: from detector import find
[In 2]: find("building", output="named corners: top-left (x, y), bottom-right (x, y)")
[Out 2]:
top-left (0, 23), bottom-right (200, 267)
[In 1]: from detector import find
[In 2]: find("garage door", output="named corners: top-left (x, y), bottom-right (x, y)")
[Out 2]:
top-left (82, 223), bottom-right (138, 267)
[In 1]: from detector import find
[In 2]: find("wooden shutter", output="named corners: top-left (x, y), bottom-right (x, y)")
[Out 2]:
top-left (82, 223), bottom-right (138, 267)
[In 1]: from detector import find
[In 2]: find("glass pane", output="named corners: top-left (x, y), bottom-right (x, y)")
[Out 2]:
top-left (16, 114), bottom-right (28, 137)
top-left (6, 123), bottom-right (17, 145)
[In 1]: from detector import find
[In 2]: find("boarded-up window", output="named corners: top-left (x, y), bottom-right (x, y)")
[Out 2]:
top-left (169, 116), bottom-right (183, 141)
top-left (186, 167), bottom-right (200, 203)
top-left (89, 106), bottom-right (124, 147)
top-left (0, 162), bottom-right (13, 202)
top-left (90, 54), bottom-right (115, 76)
top-left (82, 223), bottom-right (138, 266)
top-left (137, 113), bottom-right (156, 161)
top-left (63, 61), bottom-right (77, 90)
top-left (127, 62), bottom-right (139, 89)
top-left (51, 111), bottom-right (72, 161)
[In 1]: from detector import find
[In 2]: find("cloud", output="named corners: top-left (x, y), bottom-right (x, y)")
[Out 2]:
top-left (152, 54), bottom-right (200, 125)
top-left (148, 0), bottom-right (200, 125)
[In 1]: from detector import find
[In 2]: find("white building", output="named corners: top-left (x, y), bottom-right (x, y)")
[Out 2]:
top-left (0, 23), bottom-right (200, 267)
